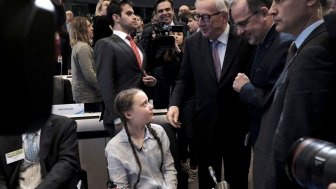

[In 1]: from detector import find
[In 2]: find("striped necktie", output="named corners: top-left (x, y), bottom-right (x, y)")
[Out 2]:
top-left (212, 40), bottom-right (221, 81)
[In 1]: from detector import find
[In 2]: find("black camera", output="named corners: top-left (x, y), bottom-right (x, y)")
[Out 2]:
top-left (151, 23), bottom-right (184, 49)
top-left (152, 22), bottom-right (184, 37)
top-left (287, 137), bottom-right (336, 189)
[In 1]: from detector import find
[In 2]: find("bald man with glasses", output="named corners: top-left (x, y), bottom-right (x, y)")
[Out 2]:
top-left (230, 1), bottom-right (294, 188)
top-left (167, 0), bottom-right (255, 188)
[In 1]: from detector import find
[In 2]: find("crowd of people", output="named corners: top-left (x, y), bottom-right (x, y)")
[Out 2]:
top-left (1, 0), bottom-right (335, 188)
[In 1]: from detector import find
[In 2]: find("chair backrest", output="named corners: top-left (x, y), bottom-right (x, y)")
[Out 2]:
top-left (53, 76), bottom-right (74, 104)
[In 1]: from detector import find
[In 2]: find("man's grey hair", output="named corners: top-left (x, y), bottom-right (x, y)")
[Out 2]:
top-left (195, 0), bottom-right (229, 13)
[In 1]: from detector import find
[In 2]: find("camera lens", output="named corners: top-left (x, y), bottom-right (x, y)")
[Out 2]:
top-left (287, 138), bottom-right (336, 189)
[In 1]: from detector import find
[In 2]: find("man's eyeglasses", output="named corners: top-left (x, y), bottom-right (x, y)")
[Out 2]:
top-left (233, 11), bottom-right (260, 28)
top-left (193, 12), bottom-right (222, 22)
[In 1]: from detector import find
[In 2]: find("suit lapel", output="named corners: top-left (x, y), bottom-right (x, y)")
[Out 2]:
top-left (111, 35), bottom-right (142, 70)
top-left (220, 29), bottom-right (240, 81)
top-left (263, 23), bottom-right (327, 106)
top-left (295, 23), bottom-right (326, 58)
top-left (39, 120), bottom-right (53, 160)
top-left (250, 25), bottom-right (277, 78)
top-left (200, 36), bottom-right (218, 82)
top-left (283, 23), bottom-right (326, 72)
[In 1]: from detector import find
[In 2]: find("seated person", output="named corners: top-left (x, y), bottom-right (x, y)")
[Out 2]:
top-left (105, 88), bottom-right (177, 189)
top-left (0, 114), bottom-right (81, 189)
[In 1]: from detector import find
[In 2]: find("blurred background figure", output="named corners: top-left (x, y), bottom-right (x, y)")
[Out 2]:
top-left (185, 12), bottom-right (199, 35)
top-left (92, 0), bottom-right (113, 46)
top-left (70, 16), bottom-right (102, 113)
top-left (178, 4), bottom-right (190, 21)
top-left (132, 14), bottom-right (144, 42)
top-left (65, 10), bottom-right (74, 40)
top-left (140, 0), bottom-right (186, 109)
top-left (55, 9), bottom-right (73, 76)
top-left (95, 0), bottom-right (111, 16)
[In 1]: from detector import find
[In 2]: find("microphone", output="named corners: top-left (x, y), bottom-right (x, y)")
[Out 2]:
top-left (208, 166), bottom-right (217, 184)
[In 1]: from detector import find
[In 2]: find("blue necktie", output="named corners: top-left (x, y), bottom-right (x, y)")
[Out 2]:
top-left (25, 133), bottom-right (39, 162)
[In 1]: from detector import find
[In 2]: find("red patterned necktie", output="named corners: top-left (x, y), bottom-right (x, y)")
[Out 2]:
top-left (126, 35), bottom-right (142, 67)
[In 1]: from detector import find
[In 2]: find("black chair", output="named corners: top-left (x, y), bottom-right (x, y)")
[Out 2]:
top-left (53, 76), bottom-right (74, 104)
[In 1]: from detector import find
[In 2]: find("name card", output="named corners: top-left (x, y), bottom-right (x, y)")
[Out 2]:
top-left (52, 103), bottom-right (84, 116)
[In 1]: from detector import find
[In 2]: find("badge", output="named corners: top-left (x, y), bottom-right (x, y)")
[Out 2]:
top-left (5, 149), bottom-right (24, 164)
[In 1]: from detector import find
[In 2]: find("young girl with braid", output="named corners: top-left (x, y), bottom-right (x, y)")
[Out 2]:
top-left (105, 88), bottom-right (177, 189)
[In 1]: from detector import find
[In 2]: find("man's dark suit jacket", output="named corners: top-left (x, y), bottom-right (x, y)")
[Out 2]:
top-left (0, 114), bottom-right (81, 189)
top-left (94, 34), bottom-right (147, 129)
top-left (257, 23), bottom-right (336, 189)
top-left (239, 24), bottom-right (293, 189)
top-left (239, 25), bottom-right (294, 147)
top-left (324, 12), bottom-right (336, 38)
top-left (169, 27), bottom-right (255, 189)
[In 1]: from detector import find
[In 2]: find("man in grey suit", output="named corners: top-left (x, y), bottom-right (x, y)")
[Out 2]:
top-left (166, 0), bottom-right (254, 188)
top-left (0, 114), bottom-right (81, 189)
top-left (94, 0), bottom-right (156, 136)
top-left (254, 0), bottom-right (336, 188)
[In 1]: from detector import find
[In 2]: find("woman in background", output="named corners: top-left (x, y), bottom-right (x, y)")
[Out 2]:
top-left (105, 88), bottom-right (177, 189)
top-left (70, 16), bottom-right (102, 112)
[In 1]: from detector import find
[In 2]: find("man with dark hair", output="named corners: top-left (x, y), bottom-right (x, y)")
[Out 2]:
top-left (140, 0), bottom-right (186, 109)
top-left (94, 0), bottom-right (156, 136)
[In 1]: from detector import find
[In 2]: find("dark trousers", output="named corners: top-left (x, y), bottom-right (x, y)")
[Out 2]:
top-left (178, 99), bottom-right (198, 166)
top-left (196, 130), bottom-right (251, 189)
top-left (161, 123), bottom-right (188, 189)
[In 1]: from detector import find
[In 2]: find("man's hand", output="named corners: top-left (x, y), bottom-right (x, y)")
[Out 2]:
top-left (166, 106), bottom-right (181, 128)
top-left (142, 71), bottom-right (157, 87)
top-left (233, 73), bottom-right (250, 92)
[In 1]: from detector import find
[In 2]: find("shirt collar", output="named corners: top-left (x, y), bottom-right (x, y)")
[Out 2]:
top-left (295, 19), bottom-right (324, 49)
top-left (22, 129), bottom-right (41, 140)
top-left (120, 125), bottom-right (154, 143)
top-left (113, 30), bottom-right (129, 40)
top-left (211, 23), bottom-right (230, 45)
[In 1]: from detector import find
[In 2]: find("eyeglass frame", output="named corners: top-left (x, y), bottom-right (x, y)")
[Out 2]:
top-left (193, 12), bottom-right (223, 22)
top-left (233, 11), bottom-right (260, 28)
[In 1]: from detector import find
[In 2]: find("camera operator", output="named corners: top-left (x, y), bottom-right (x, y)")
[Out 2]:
top-left (140, 0), bottom-right (186, 109)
